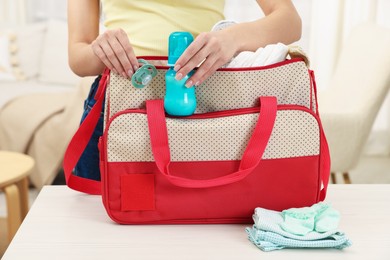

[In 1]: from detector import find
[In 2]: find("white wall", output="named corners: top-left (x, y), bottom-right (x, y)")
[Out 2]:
top-left (0, 0), bottom-right (27, 26)
top-left (25, 0), bottom-right (67, 22)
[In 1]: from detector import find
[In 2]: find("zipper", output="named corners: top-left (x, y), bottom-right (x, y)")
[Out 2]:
top-left (137, 56), bottom-right (306, 71)
top-left (107, 104), bottom-right (317, 123)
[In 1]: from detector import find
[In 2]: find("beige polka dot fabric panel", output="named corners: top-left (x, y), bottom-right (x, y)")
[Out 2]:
top-left (106, 60), bottom-right (313, 118)
top-left (107, 110), bottom-right (320, 162)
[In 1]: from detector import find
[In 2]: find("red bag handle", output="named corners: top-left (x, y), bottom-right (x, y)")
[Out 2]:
top-left (146, 97), bottom-right (277, 188)
top-left (62, 69), bottom-right (110, 195)
top-left (310, 70), bottom-right (330, 201)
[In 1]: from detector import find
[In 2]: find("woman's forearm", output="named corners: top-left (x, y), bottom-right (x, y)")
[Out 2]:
top-left (68, 42), bottom-right (105, 76)
top-left (68, 0), bottom-right (103, 76)
top-left (174, 0), bottom-right (301, 87)
top-left (228, 4), bottom-right (302, 53)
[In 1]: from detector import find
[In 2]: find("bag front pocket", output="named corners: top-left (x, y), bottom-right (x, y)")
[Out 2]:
top-left (101, 98), bottom-right (322, 224)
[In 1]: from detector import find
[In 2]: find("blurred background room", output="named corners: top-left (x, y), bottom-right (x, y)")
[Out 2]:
top-left (0, 0), bottom-right (390, 256)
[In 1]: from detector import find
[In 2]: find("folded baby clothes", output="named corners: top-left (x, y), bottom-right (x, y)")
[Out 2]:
top-left (280, 202), bottom-right (340, 235)
top-left (314, 205), bottom-right (341, 233)
top-left (253, 207), bottom-right (342, 241)
top-left (211, 20), bottom-right (237, 31)
top-left (211, 20), bottom-right (289, 68)
top-left (246, 205), bottom-right (352, 251)
top-left (246, 227), bottom-right (352, 252)
top-left (225, 43), bottom-right (289, 68)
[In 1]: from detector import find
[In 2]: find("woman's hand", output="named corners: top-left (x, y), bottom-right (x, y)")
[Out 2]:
top-left (91, 28), bottom-right (139, 78)
top-left (174, 30), bottom-right (239, 87)
top-left (173, 0), bottom-right (301, 87)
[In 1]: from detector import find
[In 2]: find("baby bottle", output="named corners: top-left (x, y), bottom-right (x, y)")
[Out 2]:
top-left (164, 32), bottom-right (196, 116)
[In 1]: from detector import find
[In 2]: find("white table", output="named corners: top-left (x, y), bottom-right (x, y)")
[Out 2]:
top-left (3, 185), bottom-right (390, 259)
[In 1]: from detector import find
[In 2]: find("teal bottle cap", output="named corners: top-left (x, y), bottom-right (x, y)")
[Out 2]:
top-left (167, 32), bottom-right (194, 66)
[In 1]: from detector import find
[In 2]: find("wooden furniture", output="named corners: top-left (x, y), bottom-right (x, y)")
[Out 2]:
top-left (0, 151), bottom-right (34, 242)
top-left (3, 184), bottom-right (390, 259)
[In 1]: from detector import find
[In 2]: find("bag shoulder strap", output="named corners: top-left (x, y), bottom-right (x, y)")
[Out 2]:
top-left (309, 70), bottom-right (330, 201)
top-left (62, 69), bottom-right (110, 195)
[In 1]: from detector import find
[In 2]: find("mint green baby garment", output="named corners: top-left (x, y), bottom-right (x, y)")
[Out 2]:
top-left (246, 227), bottom-right (352, 252)
top-left (253, 207), bottom-right (342, 241)
top-left (280, 203), bottom-right (340, 235)
top-left (247, 206), bottom-right (352, 252)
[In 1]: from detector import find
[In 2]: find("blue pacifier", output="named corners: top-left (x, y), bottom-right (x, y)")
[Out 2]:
top-left (131, 59), bottom-right (158, 88)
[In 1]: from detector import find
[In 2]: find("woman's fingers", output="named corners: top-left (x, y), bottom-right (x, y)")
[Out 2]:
top-left (175, 31), bottom-right (236, 87)
top-left (99, 37), bottom-right (126, 76)
top-left (174, 32), bottom-right (213, 81)
top-left (174, 32), bottom-right (208, 74)
top-left (91, 43), bottom-right (116, 73)
top-left (91, 28), bottom-right (138, 78)
top-left (117, 29), bottom-right (139, 75)
top-left (185, 53), bottom-right (221, 87)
